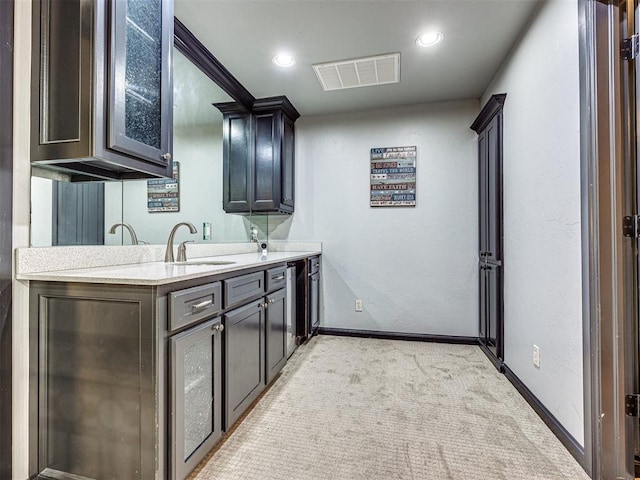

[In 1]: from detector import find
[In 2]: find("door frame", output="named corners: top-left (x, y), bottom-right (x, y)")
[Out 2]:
top-left (579, 0), bottom-right (638, 478)
top-left (0, 0), bottom-right (14, 477)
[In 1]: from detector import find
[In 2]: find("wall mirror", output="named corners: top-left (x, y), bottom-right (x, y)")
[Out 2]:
top-left (30, 19), bottom-right (268, 247)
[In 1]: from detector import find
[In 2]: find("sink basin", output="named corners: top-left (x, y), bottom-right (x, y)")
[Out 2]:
top-left (173, 260), bottom-right (236, 266)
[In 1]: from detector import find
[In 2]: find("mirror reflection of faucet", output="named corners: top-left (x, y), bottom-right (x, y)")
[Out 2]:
top-left (177, 240), bottom-right (194, 262)
top-left (259, 242), bottom-right (268, 260)
top-left (108, 223), bottom-right (146, 245)
top-left (250, 227), bottom-right (259, 243)
top-left (165, 222), bottom-right (198, 262)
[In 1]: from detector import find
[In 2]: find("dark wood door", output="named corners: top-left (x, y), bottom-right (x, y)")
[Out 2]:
top-left (221, 111), bottom-right (252, 213)
top-left (252, 109), bottom-right (295, 213)
top-left (35, 289), bottom-right (155, 480)
top-left (478, 114), bottom-right (501, 262)
top-left (482, 264), bottom-right (501, 357)
top-left (224, 299), bottom-right (265, 429)
top-left (281, 115), bottom-right (295, 209)
top-left (52, 181), bottom-right (105, 246)
top-left (478, 130), bottom-right (488, 258)
top-left (253, 112), bottom-right (279, 211)
top-left (265, 288), bottom-right (287, 384)
top-left (472, 94), bottom-right (505, 369)
top-left (170, 318), bottom-right (222, 480)
top-left (485, 115), bottom-right (501, 262)
top-left (309, 273), bottom-right (320, 334)
top-left (107, 0), bottom-right (173, 167)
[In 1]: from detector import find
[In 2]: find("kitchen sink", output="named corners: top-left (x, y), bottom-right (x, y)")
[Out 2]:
top-left (173, 260), bottom-right (237, 266)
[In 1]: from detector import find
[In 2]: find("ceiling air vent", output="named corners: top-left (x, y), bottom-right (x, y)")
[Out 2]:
top-left (312, 53), bottom-right (400, 92)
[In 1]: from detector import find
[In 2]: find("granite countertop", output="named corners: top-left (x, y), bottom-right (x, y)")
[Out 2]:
top-left (16, 250), bottom-right (321, 285)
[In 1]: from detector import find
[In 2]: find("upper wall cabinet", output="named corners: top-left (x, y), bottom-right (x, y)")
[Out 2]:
top-left (216, 96), bottom-right (300, 215)
top-left (31, 0), bottom-right (174, 181)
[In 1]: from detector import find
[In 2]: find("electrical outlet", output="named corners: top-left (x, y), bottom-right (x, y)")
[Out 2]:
top-left (355, 299), bottom-right (363, 312)
top-left (533, 345), bottom-right (540, 368)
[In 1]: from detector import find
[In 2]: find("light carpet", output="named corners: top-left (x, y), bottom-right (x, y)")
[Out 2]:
top-left (189, 335), bottom-right (589, 480)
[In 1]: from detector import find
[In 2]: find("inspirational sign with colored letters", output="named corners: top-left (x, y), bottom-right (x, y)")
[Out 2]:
top-left (370, 146), bottom-right (416, 207)
top-left (147, 161), bottom-right (180, 212)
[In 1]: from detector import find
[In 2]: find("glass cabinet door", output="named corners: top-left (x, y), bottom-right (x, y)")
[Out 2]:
top-left (170, 318), bottom-right (222, 480)
top-left (109, 0), bottom-right (172, 166)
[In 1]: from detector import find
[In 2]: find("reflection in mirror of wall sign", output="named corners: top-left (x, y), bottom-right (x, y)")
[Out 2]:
top-left (148, 161), bottom-right (180, 212)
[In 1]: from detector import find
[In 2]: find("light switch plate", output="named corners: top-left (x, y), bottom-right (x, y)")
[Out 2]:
top-left (533, 345), bottom-right (540, 368)
top-left (355, 299), bottom-right (363, 312)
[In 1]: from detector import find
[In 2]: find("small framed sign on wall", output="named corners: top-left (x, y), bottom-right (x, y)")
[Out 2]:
top-left (147, 161), bottom-right (180, 212)
top-left (370, 146), bottom-right (416, 207)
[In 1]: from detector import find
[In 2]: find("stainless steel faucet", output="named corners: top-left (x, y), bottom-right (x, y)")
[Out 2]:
top-left (108, 223), bottom-right (141, 245)
top-left (165, 222), bottom-right (197, 262)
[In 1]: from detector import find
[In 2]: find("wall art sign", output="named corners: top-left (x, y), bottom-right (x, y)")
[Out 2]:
top-left (370, 146), bottom-right (416, 207)
top-left (147, 161), bottom-right (180, 212)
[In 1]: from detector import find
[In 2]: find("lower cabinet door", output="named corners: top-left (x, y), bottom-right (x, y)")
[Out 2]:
top-left (170, 317), bottom-right (223, 480)
top-left (309, 272), bottom-right (320, 333)
top-left (224, 299), bottom-right (265, 429)
top-left (265, 288), bottom-right (287, 384)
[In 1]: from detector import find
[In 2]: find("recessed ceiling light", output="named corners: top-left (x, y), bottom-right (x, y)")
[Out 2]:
top-left (272, 54), bottom-right (296, 68)
top-left (415, 31), bottom-right (443, 48)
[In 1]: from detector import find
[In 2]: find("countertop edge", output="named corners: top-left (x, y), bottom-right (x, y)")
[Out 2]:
top-left (16, 251), bottom-right (322, 285)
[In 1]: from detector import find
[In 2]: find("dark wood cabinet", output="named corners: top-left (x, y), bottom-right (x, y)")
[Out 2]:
top-left (31, 0), bottom-right (174, 181)
top-left (471, 94), bottom-right (505, 370)
top-left (223, 299), bottom-right (265, 429)
top-left (265, 288), bottom-right (287, 384)
top-left (28, 259), bottom-right (311, 479)
top-left (215, 96), bottom-right (299, 214)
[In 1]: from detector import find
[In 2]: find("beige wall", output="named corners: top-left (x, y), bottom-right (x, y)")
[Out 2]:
top-left (481, 0), bottom-right (583, 444)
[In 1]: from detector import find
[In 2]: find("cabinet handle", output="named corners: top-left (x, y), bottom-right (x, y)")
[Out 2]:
top-left (271, 275), bottom-right (285, 281)
top-left (191, 299), bottom-right (213, 312)
top-left (212, 324), bottom-right (224, 332)
top-left (161, 153), bottom-right (172, 161)
top-left (269, 299), bottom-right (275, 304)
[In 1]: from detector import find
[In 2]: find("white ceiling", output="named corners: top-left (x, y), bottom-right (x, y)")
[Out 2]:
top-left (174, 0), bottom-right (541, 117)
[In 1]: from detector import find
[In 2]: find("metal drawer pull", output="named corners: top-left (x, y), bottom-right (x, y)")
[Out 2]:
top-left (191, 299), bottom-right (213, 312)
top-left (212, 324), bottom-right (224, 332)
top-left (271, 275), bottom-right (285, 281)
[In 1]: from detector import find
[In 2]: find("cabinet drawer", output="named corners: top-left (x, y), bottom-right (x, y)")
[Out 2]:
top-left (265, 265), bottom-right (286, 292)
top-left (169, 282), bottom-right (222, 332)
top-left (223, 271), bottom-right (265, 307)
